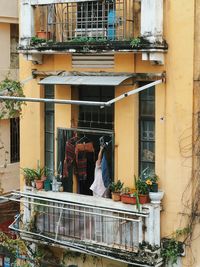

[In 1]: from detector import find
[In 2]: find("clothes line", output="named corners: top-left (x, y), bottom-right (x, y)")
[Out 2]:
top-left (0, 79), bottom-right (163, 107)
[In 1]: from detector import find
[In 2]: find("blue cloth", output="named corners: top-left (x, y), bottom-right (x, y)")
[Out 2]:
top-left (101, 153), bottom-right (111, 188)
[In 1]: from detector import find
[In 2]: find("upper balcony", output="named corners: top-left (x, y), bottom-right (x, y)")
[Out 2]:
top-left (19, 0), bottom-right (167, 64)
top-left (9, 189), bottom-right (164, 267)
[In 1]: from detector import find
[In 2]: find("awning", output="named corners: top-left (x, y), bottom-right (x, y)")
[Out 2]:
top-left (39, 75), bottom-right (132, 86)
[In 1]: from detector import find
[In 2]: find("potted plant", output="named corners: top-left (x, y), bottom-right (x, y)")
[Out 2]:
top-left (135, 176), bottom-right (150, 204)
top-left (145, 173), bottom-right (159, 192)
top-left (33, 166), bottom-right (46, 190)
top-left (21, 168), bottom-right (37, 188)
top-left (121, 187), bottom-right (137, 204)
top-left (110, 180), bottom-right (124, 201)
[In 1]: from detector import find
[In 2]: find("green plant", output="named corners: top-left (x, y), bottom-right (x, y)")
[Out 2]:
top-left (0, 77), bottom-right (25, 119)
top-left (110, 180), bottom-right (124, 193)
top-left (31, 36), bottom-right (47, 44)
top-left (130, 37), bottom-right (141, 47)
top-left (135, 175), bottom-right (149, 195)
top-left (21, 167), bottom-right (37, 186)
top-left (161, 238), bottom-right (184, 265)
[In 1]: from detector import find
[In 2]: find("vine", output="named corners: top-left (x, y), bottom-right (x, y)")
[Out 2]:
top-left (0, 77), bottom-right (25, 119)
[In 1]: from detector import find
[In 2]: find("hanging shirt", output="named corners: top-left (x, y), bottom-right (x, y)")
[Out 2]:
top-left (90, 161), bottom-right (107, 197)
top-left (101, 153), bottom-right (111, 188)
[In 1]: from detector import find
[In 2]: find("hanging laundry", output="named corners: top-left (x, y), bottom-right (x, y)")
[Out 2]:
top-left (90, 161), bottom-right (107, 197)
top-left (75, 142), bottom-right (95, 181)
top-left (101, 152), bottom-right (111, 188)
top-left (90, 146), bottom-right (109, 197)
top-left (63, 137), bottom-right (76, 177)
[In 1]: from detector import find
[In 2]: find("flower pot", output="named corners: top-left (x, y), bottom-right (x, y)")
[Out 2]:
top-left (35, 180), bottom-right (44, 190)
top-left (149, 190), bottom-right (164, 204)
top-left (36, 31), bottom-right (50, 40)
top-left (112, 192), bottom-right (121, 201)
top-left (139, 194), bottom-right (150, 204)
top-left (121, 194), bottom-right (137, 205)
top-left (150, 183), bottom-right (158, 192)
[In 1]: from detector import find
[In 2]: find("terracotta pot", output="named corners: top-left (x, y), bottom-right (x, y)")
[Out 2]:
top-left (121, 194), bottom-right (137, 205)
top-left (112, 192), bottom-right (121, 201)
top-left (35, 180), bottom-right (44, 190)
top-left (139, 194), bottom-right (150, 204)
top-left (36, 31), bottom-right (50, 40)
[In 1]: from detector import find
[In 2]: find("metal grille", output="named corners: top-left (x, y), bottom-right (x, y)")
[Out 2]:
top-left (78, 85), bottom-right (114, 130)
top-left (35, 0), bottom-right (135, 42)
top-left (10, 117), bottom-right (20, 163)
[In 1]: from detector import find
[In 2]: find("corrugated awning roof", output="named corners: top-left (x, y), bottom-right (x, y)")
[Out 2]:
top-left (39, 75), bottom-right (132, 86)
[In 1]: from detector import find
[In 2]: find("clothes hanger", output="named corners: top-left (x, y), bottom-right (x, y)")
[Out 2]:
top-left (76, 134), bottom-right (90, 144)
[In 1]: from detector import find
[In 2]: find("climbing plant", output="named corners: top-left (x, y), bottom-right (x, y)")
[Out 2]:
top-left (0, 77), bottom-right (25, 119)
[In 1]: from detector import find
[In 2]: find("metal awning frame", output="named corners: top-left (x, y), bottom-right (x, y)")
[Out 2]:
top-left (0, 79), bottom-right (163, 107)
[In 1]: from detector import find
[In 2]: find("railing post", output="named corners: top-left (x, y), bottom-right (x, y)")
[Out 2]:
top-left (20, 0), bottom-right (35, 46)
top-left (145, 203), bottom-right (161, 246)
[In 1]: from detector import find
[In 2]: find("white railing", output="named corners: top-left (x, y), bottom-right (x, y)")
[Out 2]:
top-left (8, 190), bottom-right (163, 266)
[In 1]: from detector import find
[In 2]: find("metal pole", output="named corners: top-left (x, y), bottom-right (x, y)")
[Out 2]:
top-left (0, 95), bottom-right (108, 107)
top-left (105, 79), bottom-right (163, 106)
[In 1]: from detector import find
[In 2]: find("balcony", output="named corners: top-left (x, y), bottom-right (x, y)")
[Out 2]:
top-left (10, 190), bottom-right (163, 267)
top-left (19, 0), bottom-right (167, 63)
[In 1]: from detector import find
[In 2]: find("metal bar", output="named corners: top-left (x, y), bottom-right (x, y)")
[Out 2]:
top-left (0, 95), bottom-right (108, 107)
top-left (9, 219), bottom-right (162, 267)
top-left (105, 79), bottom-right (163, 106)
top-left (11, 191), bottom-right (149, 216)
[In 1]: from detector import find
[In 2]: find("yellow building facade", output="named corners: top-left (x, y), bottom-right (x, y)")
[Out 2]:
top-left (15, 0), bottom-right (200, 266)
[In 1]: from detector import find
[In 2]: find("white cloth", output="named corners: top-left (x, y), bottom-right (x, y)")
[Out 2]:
top-left (90, 162), bottom-right (107, 197)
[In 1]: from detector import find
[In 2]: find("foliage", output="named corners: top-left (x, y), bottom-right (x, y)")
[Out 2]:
top-left (22, 165), bottom-right (51, 184)
top-left (21, 168), bottom-right (37, 185)
top-left (130, 37), bottom-right (141, 47)
top-left (130, 36), bottom-right (150, 48)
top-left (0, 77), bottom-right (25, 119)
top-left (110, 180), bottom-right (124, 193)
top-left (161, 238), bottom-right (183, 265)
top-left (161, 228), bottom-right (190, 265)
top-left (0, 231), bottom-right (27, 257)
top-left (135, 175), bottom-right (149, 195)
top-left (31, 36), bottom-right (47, 44)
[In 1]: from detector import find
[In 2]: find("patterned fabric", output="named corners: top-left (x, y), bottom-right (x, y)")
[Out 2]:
top-left (63, 140), bottom-right (76, 177)
top-left (77, 151), bottom-right (87, 181)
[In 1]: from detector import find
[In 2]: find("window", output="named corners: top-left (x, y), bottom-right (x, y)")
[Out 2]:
top-left (78, 85), bottom-right (114, 130)
top-left (139, 86), bottom-right (155, 174)
top-left (44, 85), bottom-right (55, 173)
top-left (10, 117), bottom-right (20, 163)
top-left (76, 1), bottom-right (116, 39)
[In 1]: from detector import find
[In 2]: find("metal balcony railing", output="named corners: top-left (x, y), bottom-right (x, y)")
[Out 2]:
top-left (34, 0), bottom-right (135, 42)
top-left (8, 190), bottom-right (163, 266)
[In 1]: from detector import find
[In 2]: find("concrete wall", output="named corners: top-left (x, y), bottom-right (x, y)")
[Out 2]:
top-left (0, 0), bottom-right (18, 23)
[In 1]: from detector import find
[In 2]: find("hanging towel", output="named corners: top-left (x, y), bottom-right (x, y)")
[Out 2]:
top-left (90, 162), bottom-right (107, 197)
top-left (101, 153), bottom-right (111, 188)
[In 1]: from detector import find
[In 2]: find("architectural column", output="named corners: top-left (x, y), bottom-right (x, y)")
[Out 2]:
top-left (20, 0), bottom-right (34, 46)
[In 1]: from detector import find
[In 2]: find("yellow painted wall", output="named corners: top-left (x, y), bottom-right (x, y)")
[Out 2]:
top-left (19, 0), bottom-right (197, 265)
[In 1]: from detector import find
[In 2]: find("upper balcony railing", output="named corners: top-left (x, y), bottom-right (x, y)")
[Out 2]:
top-left (34, 0), bottom-right (135, 43)
top-left (20, 0), bottom-right (166, 63)
top-left (9, 190), bottom-right (163, 267)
